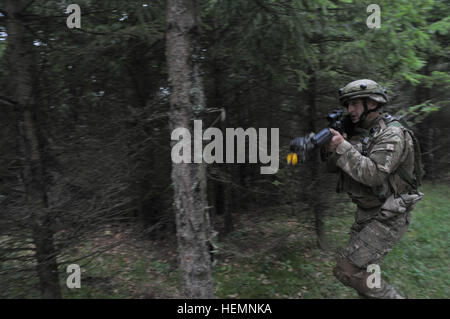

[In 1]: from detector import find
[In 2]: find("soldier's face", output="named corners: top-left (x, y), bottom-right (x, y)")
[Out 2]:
top-left (347, 99), bottom-right (364, 123)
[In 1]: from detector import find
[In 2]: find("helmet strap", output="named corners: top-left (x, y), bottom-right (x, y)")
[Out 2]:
top-left (358, 98), bottom-right (379, 124)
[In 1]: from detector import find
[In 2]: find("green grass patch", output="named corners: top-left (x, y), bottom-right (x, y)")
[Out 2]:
top-left (213, 183), bottom-right (449, 299)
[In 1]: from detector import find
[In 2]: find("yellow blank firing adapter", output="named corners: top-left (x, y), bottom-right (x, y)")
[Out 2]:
top-left (286, 153), bottom-right (298, 165)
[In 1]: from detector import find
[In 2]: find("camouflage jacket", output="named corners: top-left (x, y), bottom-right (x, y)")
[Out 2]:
top-left (327, 113), bottom-right (415, 210)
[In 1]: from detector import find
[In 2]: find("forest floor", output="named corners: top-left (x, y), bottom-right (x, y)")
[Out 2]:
top-left (60, 182), bottom-right (449, 299)
top-left (1, 183), bottom-right (448, 298)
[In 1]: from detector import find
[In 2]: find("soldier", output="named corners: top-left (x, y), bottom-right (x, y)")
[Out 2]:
top-left (326, 79), bottom-right (424, 299)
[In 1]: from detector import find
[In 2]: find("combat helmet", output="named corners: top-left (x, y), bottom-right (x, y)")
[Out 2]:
top-left (338, 79), bottom-right (388, 123)
top-left (338, 79), bottom-right (388, 106)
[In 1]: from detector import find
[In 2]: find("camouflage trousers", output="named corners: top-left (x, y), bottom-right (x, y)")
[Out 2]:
top-left (333, 193), bottom-right (422, 299)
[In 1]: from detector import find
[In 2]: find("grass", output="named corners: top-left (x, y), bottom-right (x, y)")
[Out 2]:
top-left (212, 204), bottom-right (357, 299)
top-left (213, 183), bottom-right (449, 299)
top-left (60, 228), bottom-right (182, 299)
top-left (381, 183), bottom-right (449, 298)
top-left (1, 183), bottom-right (448, 298)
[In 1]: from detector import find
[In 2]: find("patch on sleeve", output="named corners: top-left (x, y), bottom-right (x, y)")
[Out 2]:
top-left (371, 143), bottom-right (395, 153)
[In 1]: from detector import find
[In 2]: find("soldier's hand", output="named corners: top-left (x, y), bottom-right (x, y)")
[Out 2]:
top-left (328, 128), bottom-right (345, 153)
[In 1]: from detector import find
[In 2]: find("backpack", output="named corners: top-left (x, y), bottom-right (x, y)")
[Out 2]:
top-left (382, 114), bottom-right (424, 190)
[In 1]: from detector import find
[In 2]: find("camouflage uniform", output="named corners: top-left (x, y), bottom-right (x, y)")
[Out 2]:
top-left (328, 80), bottom-right (423, 299)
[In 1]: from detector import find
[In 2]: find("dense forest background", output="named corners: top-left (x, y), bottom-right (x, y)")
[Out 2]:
top-left (0, 0), bottom-right (448, 299)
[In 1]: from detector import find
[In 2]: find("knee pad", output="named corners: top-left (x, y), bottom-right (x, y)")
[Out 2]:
top-left (333, 256), bottom-right (357, 286)
top-left (333, 257), bottom-right (370, 293)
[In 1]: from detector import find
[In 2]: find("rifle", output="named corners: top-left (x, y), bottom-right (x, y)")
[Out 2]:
top-left (286, 109), bottom-right (345, 165)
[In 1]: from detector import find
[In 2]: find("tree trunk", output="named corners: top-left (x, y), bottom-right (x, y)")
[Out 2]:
top-left (166, 0), bottom-right (215, 298)
top-left (222, 184), bottom-right (234, 235)
top-left (427, 128), bottom-right (435, 183)
top-left (415, 61), bottom-right (433, 183)
top-left (307, 74), bottom-right (329, 251)
top-left (213, 62), bottom-right (233, 235)
top-left (213, 180), bottom-right (233, 234)
top-left (5, 0), bottom-right (61, 298)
